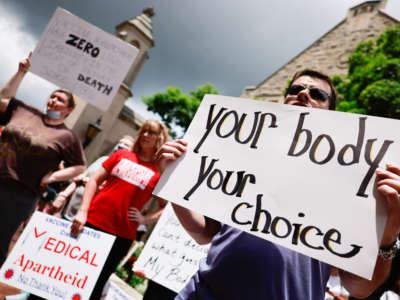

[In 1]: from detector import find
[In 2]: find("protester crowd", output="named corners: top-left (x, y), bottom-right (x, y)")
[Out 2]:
top-left (0, 54), bottom-right (399, 300)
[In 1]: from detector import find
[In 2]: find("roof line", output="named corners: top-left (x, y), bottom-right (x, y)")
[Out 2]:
top-left (249, 18), bottom-right (346, 90)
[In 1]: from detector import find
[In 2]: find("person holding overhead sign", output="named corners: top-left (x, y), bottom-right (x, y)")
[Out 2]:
top-left (156, 69), bottom-right (400, 300)
top-left (0, 54), bottom-right (86, 266)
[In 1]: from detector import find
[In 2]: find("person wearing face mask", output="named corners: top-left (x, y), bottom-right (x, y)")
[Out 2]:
top-left (0, 54), bottom-right (86, 266)
top-left (45, 135), bottom-right (135, 219)
top-left (70, 120), bottom-right (169, 300)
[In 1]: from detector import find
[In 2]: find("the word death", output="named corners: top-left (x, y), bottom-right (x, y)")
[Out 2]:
top-left (194, 104), bottom-right (278, 153)
top-left (65, 34), bottom-right (100, 58)
top-left (288, 113), bottom-right (393, 197)
top-left (78, 74), bottom-right (113, 95)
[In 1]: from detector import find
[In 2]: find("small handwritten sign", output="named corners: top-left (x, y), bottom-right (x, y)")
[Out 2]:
top-left (154, 94), bottom-right (399, 280)
top-left (30, 7), bottom-right (139, 111)
top-left (0, 212), bottom-right (115, 300)
top-left (133, 204), bottom-right (210, 293)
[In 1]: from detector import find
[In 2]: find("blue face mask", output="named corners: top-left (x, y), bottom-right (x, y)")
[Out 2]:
top-left (43, 108), bottom-right (61, 119)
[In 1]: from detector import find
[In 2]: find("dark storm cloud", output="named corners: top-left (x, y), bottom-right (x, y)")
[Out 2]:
top-left (0, 0), bottom-right (399, 118)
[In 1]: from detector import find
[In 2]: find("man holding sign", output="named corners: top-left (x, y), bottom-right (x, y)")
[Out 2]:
top-left (0, 55), bottom-right (86, 266)
top-left (157, 70), bottom-right (400, 300)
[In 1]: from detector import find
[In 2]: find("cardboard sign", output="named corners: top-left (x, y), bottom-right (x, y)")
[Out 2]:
top-left (154, 94), bottom-right (399, 280)
top-left (133, 204), bottom-right (209, 293)
top-left (0, 212), bottom-right (115, 300)
top-left (31, 7), bottom-right (139, 111)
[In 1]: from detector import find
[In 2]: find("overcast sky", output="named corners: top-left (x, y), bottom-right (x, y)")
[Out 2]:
top-left (0, 0), bottom-right (399, 119)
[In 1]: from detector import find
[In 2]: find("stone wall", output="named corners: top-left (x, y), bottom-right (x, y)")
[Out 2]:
top-left (242, 2), bottom-right (398, 102)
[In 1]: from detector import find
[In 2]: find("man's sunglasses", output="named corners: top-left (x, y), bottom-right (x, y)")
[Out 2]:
top-left (286, 85), bottom-right (330, 101)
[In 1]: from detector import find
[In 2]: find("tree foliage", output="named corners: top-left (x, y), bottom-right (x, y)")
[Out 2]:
top-left (334, 25), bottom-right (400, 118)
top-left (142, 83), bottom-right (219, 137)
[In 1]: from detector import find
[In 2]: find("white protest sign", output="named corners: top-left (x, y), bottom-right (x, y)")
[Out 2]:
top-left (154, 94), bottom-right (398, 280)
top-left (30, 7), bottom-right (139, 111)
top-left (0, 212), bottom-right (115, 300)
top-left (133, 204), bottom-right (210, 293)
top-left (101, 280), bottom-right (132, 300)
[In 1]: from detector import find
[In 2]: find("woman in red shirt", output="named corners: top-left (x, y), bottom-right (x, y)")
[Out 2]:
top-left (71, 119), bottom-right (168, 300)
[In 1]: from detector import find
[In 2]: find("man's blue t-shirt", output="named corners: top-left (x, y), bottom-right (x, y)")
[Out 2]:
top-left (176, 224), bottom-right (331, 300)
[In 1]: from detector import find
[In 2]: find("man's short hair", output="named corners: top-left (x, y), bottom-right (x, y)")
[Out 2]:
top-left (51, 88), bottom-right (76, 109)
top-left (285, 69), bottom-right (337, 110)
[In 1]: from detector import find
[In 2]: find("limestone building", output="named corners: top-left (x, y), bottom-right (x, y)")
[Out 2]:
top-left (65, 7), bottom-right (155, 163)
top-left (242, 0), bottom-right (399, 102)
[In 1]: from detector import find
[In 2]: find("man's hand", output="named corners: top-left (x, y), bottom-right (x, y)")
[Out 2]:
top-left (128, 207), bottom-right (145, 224)
top-left (18, 52), bottom-right (31, 74)
top-left (70, 210), bottom-right (87, 236)
top-left (156, 139), bottom-right (187, 173)
top-left (376, 163), bottom-right (400, 246)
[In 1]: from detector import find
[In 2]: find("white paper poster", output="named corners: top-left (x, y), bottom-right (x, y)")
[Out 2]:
top-left (0, 212), bottom-right (115, 300)
top-left (154, 94), bottom-right (399, 280)
top-left (30, 7), bottom-right (139, 111)
top-left (133, 204), bottom-right (210, 293)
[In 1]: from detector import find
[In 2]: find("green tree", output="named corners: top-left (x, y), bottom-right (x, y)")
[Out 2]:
top-left (142, 83), bottom-right (219, 137)
top-left (333, 25), bottom-right (400, 118)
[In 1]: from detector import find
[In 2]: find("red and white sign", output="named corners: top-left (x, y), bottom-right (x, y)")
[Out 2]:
top-left (0, 212), bottom-right (115, 299)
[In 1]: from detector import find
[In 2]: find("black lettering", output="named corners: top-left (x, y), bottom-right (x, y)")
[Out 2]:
top-left (231, 202), bottom-right (252, 225)
top-left (83, 42), bottom-right (93, 54)
top-left (221, 171), bottom-right (244, 196)
top-left (77, 73), bottom-right (85, 81)
top-left (184, 156), bottom-right (218, 200)
top-left (65, 34), bottom-right (79, 46)
top-left (97, 81), bottom-right (105, 91)
top-left (236, 174), bottom-right (256, 197)
top-left (300, 226), bottom-right (324, 250)
top-left (234, 112), bottom-right (259, 144)
top-left (357, 139), bottom-right (393, 197)
top-left (309, 134), bottom-right (335, 165)
top-left (288, 112), bottom-right (312, 157)
top-left (103, 85), bottom-right (113, 95)
top-left (194, 104), bottom-right (227, 153)
top-left (207, 169), bottom-right (223, 190)
top-left (91, 47), bottom-right (100, 58)
top-left (77, 38), bottom-right (86, 50)
top-left (338, 117), bottom-right (366, 165)
top-left (250, 194), bottom-right (272, 234)
top-left (291, 213), bottom-right (305, 245)
top-left (271, 217), bottom-right (292, 238)
top-left (250, 113), bottom-right (278, 149)
top-left (323, 229), bottom-right (362, 258)
top-left (216, 111), bottom-right (238, 138)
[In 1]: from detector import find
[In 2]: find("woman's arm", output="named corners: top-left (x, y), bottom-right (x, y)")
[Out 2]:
top-left (0, 54), bottom-right (31, 112)
top-left (70, 167), bottom-right (108, 236)
top-left (128, 197), bottom-right (167, 225)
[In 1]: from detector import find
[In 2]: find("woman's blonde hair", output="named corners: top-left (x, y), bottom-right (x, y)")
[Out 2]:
top-left (132, 120), bottom-right (168, 154)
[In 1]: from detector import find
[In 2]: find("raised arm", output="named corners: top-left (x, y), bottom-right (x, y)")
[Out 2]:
top-left (340, 164), bottom-right (400, 298)
top-left (40, 165), bottom-right (86, 187)
top-left (70, 167), bottom-right (108, 236)
top-left (0, 53), bottom-right (31, 112)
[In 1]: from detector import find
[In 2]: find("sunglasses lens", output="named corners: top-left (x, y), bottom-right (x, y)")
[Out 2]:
top-left (309, 88), bottom-right (329, 101)
top-left (287, 85), bottom-right (305, 95)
